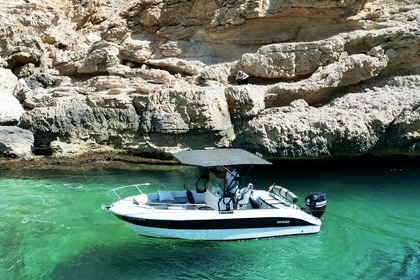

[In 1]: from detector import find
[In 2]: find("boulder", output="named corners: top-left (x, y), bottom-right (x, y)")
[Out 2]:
top-left (54, 41), bottom-right (121, 75)
top-left (0, 126), bottom-right (34, 158)
top-left (0, 93), bottom-right (25, 125)
top-left (24, 73), bottom-right (58, 90)
top-left (12, 78), bottom-right (32, 102)
top-left (0, 68), bottom-right (18, 94)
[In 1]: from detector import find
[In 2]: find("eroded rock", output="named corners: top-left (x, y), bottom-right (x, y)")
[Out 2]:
top-left (0, 0), bottom-right (418, 160)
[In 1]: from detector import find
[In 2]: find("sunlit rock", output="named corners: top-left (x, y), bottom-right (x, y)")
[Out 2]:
top-left (0, 126), bottom-right (34, 158)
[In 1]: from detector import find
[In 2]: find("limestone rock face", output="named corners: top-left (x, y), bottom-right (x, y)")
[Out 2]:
top-left (0, 0), bottom-right (418, 160)
top-left (236, 99), bottom-right (375, 158)
top-left (236, 75), bottom-right (420, 158)
top-left (240, 37), bottom-right (345, 79)
top-left (384, 105), bottom-right (420, 155)
top-left (19, 103), bottom-right (140, 145)
top-left (225, 85), bottom-right (266, 121)
top-left (106, 65), bottom-right (175, 84)
top-left (140, 87), bottom-right (232, 134)
top-left (265, 52), bottom-right (389, 106)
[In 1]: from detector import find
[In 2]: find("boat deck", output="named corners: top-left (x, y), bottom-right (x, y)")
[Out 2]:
top-left (130, 190), bottom-right (295, 211)
top-left (253, 191), bottom-right (296, 209)
top-left (110, 184), bottom-right (297, 212)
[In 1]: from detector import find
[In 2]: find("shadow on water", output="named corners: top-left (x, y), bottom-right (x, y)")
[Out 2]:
top-left (399, 246), bottom-right (420, 278)
top-left (50, 238), bottom-right (252, 280)
top-left (365, 245), bottom-right (420, 279)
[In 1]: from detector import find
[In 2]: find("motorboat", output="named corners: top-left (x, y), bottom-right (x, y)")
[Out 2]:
top-left (103, 148), bottom-right (327, 240)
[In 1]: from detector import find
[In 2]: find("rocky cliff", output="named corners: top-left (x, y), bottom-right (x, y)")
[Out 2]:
top-left (0, 0), bottom-right (419, 161)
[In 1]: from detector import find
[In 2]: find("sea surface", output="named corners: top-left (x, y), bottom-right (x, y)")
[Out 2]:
top-left (0, 161), bottom-right (419, 280)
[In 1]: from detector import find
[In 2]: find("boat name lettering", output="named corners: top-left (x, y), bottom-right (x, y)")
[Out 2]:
top-left (277, 220), bottom-right (290, 224)
top-left (128, 217), bottom-right (145, 221)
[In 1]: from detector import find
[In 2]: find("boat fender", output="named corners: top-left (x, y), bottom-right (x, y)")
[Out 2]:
top-left (102, 204), bottom-right (111, 211)
top-left (270, 185), bottom-right (298, 204)
top-left (186, 189), bottom-right (195, 204)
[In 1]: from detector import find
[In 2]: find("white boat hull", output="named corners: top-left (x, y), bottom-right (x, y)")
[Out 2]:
top-left (124, 223), bottom-right (321, 240)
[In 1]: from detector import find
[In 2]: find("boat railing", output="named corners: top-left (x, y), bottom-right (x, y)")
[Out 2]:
top-left (125, 198), bottom-right (213, 211)
top-left (108, 183), bottom-right (214, 211)
top-left (109, 183), bottom-right (166, 200)
top-left (146, 202), bottom-right (214, 211)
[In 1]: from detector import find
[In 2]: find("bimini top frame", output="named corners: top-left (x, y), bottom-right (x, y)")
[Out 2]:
top-left (172, 148), bottom-right (272, 167)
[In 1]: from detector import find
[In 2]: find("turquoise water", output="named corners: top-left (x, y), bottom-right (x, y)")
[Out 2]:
top-left (0, 162), bottom-right (419, 280)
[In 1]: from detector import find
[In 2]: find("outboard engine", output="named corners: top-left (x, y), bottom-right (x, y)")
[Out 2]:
top-left (303, 192), bottom-right (327, 218)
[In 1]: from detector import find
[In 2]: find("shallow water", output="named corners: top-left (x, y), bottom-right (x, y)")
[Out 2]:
top-left (0, 163), bottom-right (419, 280)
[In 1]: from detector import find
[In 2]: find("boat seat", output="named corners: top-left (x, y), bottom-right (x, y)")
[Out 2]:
top-left (237, 183), bottom-right (254, 208)
top-left (173, 198), bottom-right (189, 204)
top-left (259, 197), bottom-right (285, 208)
top-left (168, 205), bottom-right (184, 210)
top-left (198, 205), bottom-right (214, 211)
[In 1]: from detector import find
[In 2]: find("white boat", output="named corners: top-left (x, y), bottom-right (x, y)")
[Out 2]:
top-left (103, 148), bottom-right (327, 241)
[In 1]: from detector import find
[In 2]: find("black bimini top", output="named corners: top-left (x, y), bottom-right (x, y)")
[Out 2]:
top-left (172, 148), bottom-right (272, 167)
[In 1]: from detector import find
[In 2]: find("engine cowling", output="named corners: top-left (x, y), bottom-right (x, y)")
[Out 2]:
top-left (303, 192), bottom-right (327, 218)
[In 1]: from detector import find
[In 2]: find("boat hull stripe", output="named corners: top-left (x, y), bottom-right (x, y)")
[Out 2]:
top-left (114, 214), bottom-right (314, 230)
